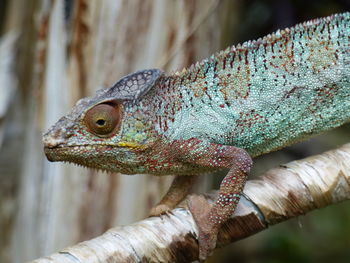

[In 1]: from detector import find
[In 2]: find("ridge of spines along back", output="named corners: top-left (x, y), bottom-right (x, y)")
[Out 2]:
top-left (173, 12), bottom-right (349, 81)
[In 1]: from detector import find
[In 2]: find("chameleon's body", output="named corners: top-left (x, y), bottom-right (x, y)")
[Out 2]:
top-left (156, 13), bottom-right (350, 157)
top-left (43, 13), bottom-right (350, 260)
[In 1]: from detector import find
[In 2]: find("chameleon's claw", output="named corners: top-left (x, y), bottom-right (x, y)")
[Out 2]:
top-left (149, 203), bottom-right (172, 217)
top-left (149, 175), bottom-right (197, 217)
top-left (166, 210), bottom-right (174, 216)
top-left (188, 195), bottom-right (218, 261)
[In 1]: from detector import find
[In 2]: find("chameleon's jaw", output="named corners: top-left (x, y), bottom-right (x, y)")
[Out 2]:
top-left (44, 145), bottom-right (112, 170)
top-left (43, 143), bottom-right (148, 174)
top-left (44, 146), bottom-right (106, 171)
top-left (44, 145), bottom-right (96, 163)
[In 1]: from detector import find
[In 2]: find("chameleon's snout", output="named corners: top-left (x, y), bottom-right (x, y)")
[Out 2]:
top-left (43, 115), bottom-right (76, 149)
top-left (43, 133), bottom-right (63, 149)
top-left (42, 130), bottom-right (66, 162)
top-left (42, 118), bottom-right (75, 163)
top-left (43, 126), bottom-right (70, 149)
top-left (43, 129), bottom-right (74, 162)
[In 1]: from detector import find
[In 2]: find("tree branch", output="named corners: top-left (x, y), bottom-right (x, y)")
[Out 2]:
top-left (31, 143), bottom-right (350, 263)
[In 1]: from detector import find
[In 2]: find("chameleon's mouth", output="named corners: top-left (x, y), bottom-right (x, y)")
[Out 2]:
top-left (43, 145), bottom-right (146, 175)
top-left (43, 145), bottom-right (115, 172)
top-left (44, 145), bottom-right (85, 162)
top-left (44, 146), bottom-right (109, 172)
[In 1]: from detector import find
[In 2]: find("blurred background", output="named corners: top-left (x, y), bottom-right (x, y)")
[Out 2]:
top-left (0, 0), bottom-right (349, 262)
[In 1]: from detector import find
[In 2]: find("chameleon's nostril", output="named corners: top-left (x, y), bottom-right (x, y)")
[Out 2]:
top-left (43, 127), bottom-right (72, 148)
top-left (43, 135), bottom-right (64, 148)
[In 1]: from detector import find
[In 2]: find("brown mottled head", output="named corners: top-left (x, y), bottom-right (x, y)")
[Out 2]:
top-left (43, 69), bottom-right (164, 174)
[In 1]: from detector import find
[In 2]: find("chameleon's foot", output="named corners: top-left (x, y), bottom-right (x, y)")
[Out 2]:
top-left (149, 175), bottom-right (198, 217)
top-left (149, 203), bottom-right (173, 217)
top-left (188, 195), bottom-right (218, 262)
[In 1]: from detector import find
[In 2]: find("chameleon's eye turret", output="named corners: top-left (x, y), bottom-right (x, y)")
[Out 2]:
top-left (84, 103), bottom-right (121, 137)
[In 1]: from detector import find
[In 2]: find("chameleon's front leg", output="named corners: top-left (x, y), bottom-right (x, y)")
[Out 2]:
top-left (149, 175), bottom-right (198, 216)
top-left (175, 138), bottom-right (252, 261)
top-left (189, 159), bottom-right (251, 260)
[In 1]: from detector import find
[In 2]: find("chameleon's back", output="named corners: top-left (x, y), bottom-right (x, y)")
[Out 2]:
top-left (154, 12), bottom-right (350, 157)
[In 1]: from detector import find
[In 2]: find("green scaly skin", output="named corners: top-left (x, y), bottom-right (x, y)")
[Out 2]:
top-left (43, 13), bottom-right (350, 261)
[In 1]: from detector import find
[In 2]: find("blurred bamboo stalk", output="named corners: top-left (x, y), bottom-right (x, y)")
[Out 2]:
top-left (30, 143), bottom-right (350, 263)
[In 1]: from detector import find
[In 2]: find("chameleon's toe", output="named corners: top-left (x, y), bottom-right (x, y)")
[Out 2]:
top-left (188, 195), bottom-right (219, 262)
top-left (149, 203), bottom-right (172, 217)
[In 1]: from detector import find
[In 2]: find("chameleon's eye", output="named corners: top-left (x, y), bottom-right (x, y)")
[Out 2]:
top-left (84, 103), bottom-right (121, 137)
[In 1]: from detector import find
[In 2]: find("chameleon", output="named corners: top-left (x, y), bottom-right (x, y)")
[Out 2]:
top-left (43, 12), bottom-right (350, 261)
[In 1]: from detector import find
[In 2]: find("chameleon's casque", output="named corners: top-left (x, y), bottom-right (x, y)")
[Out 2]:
top-left (43, 13), bottom-right (350, 260)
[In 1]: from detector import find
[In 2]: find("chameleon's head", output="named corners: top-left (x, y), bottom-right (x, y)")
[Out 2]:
top-left (43, 69), bottom-right (164, 174)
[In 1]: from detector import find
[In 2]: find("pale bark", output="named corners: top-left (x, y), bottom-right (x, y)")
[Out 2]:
top-left (0, 0), bottom-right (239, 262)
top-left (30, 143), bottom-right (350, 263)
